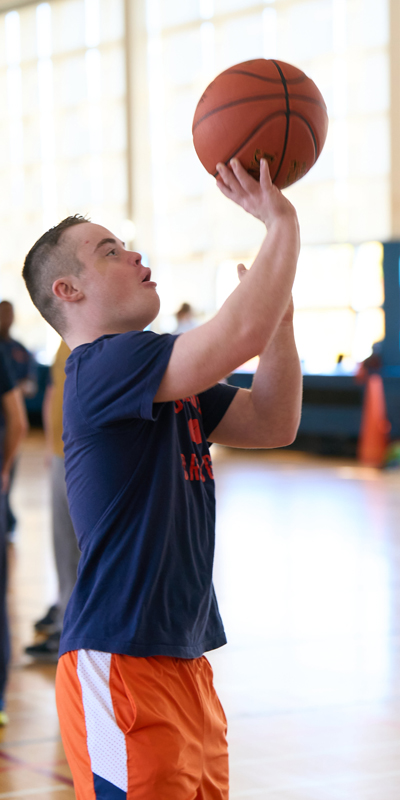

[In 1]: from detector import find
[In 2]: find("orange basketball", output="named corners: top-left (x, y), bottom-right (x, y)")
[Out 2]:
top-left (192, 59), bottom-right (329, 189)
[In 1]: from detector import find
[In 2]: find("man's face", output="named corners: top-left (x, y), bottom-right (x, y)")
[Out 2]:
top-left (63, 222), bottom-right (160, 333)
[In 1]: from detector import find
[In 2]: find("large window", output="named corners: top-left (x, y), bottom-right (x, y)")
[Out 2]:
top-left (0, 0), bottom-right (127, 360)
top-left (294, 241), bottom-right (385, 373)
top-left (144, 0), bottom-right (390, 369)
top-left (0, 0), bottom-right (391, 370)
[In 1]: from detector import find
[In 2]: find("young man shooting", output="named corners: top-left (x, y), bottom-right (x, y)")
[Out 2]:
top-left (23, 159), bottom-right (302, 800)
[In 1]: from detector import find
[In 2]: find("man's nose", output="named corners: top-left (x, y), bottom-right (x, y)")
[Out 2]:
top-left (127, 251), bottom-right (142, 266)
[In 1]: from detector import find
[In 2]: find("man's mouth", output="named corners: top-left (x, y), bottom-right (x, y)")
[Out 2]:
top-left (142, 269), bottom-right (151, 282)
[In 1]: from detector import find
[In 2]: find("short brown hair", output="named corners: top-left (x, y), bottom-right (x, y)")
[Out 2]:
top-left (23, 215), bottom-right (89, 336)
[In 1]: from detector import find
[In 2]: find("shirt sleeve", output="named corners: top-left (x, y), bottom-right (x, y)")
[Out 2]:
top-left (198, 382), bottom-right (239, 438)
top-left (75, 331), bottom-right (178, 427)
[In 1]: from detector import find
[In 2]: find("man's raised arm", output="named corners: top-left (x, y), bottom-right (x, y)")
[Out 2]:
top-left (154, 158), bottom-right (300, 403)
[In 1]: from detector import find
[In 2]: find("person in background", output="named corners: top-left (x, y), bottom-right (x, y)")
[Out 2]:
top-left (174, 302), bottom-right (196, 334)
top-left (0, 301), bottom-right (38, 397)
top-left (25, 340), bottom-right (80, 662)
top-left (0, 352), bottom-right (27, 723)
top-left (356, 340), bottom-right (383, 381)
top-left (0, 301), bottom-right (37, 540)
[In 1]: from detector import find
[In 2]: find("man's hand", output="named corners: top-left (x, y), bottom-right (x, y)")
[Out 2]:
top-left (154, 160), bottom-right (300, 405)
top-left (217, 158), bottom-right (297, 229)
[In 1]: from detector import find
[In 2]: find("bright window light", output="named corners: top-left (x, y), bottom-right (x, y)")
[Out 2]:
top-left (120, 219), bottom-right (137, 243)
top-left (41, 160), bottom-right (57, 228)
top-left (353, 308), bottom-right (385, 362)
top-left (5, 11), bottom-right (20, 66)
top-left (86, 48), bottom-right (102, 103)
top-left (89, 154), bottom-right (104, 203)
top-left (88, 104), bottom-right (103, 153)
top-left (351, 242), bottom-right (384, 311)
top-left (36, 3), bottom-right (52, 59)
top-left (200, 0), bottom-right (214, 19)
top-left (146, 0), bottom-right (161, 34)
top-left (85, 0), bottom-right (100, 48)
top-left (8, 121), bottom-right (23, 165)
top-left (6, 66), bottom-right (22, 117)
top-left (200, 22), bottom-right (215, 78)
top-left (216, 260), bottom-right (241, 309)
top-left (37, 58), bottom-right (53, 110)
top-left (262, 8), bottom-right (277, 58)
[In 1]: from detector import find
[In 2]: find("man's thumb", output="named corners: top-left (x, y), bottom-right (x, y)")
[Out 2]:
top-left (237, 263), bottom-right (247, 281)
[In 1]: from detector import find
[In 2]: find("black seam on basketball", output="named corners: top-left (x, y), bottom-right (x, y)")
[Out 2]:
top-left (211, 110), bottom-right (288, 177)
top-left (194, 91), bottom-right (328, 132)
top-left (224, 68), bottom-right (308, 87)
top-left (271, 61), bottom-right (290, 184)
top-left (288, 94), bottom-right (328, 112)
top-left (289, 112), bottom-right (318, 159)
top-left (193, 93), bottom-right (293, 131)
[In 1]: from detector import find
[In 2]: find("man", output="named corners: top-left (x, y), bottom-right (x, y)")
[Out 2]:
top-left (0, 300), bottom-right (37, 540)
top-left (22, 159), bottom-right (302, 798)
top-left (0, 352), bottom-right (27, 724)
top-left (0, 301), bottom-right (38, 398)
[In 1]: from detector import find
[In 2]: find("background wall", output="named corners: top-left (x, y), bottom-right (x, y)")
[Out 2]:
top-left (0, 0), bottom-right (394, 371)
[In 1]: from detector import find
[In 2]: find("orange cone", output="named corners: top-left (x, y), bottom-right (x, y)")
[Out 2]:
top-left (357, 374), bottom-right (391, 467)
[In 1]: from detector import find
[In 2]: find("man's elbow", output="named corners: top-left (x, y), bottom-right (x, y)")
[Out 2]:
top-left (261, 415), bottom-right (301, 448)
top-left (276, 428), bottom-right (298, 448)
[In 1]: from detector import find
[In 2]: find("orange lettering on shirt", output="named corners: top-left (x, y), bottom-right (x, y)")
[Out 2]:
top-left (202, 455), bottom-right (214, 480)
top-left (183, 395), bottom-right (200, 411)
top-left (175, 400), bottom-right (184, 414)
top-left (190, 454), bottom-right (205, 482)
top-left (188, 419), bottom-right (202, 444)
top-left (181, 454), bottom-right (189, 480)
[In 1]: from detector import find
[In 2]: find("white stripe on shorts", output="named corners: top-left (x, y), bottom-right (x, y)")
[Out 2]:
top-left (77, 650), bottom-right (128, 792)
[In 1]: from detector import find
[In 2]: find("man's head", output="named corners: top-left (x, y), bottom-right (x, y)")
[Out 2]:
top-left (0, 301), bottom-right (14, 338)
top-left (23, 217), bottom-right (160, 345)
top-left (23, 215), bottom-right (88, 337)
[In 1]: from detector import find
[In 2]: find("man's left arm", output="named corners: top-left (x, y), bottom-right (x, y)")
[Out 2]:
top-left (208, 292), bottom-right (302, 449)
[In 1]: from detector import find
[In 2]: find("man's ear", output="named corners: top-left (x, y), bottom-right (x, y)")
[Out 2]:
top-left (52, 277), bottom-right (84, 303)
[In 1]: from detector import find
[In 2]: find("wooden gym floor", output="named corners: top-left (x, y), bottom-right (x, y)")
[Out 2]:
top-left (1, 431), bottom-right (400, 798)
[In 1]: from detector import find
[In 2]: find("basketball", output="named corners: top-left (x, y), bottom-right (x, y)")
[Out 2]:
top-left (192, 59), bottom-right (329, 190)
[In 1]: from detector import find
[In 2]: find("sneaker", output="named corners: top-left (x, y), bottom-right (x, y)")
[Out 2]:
top-left (0, 711), bottom-right (9, 726)
top-left (25, 632), bottom-right (60, 663)
top-left (34, 605), bottom-right (60, 634)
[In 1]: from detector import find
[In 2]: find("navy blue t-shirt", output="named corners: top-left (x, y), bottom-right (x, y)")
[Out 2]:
top-left (60, 331), bottom-right (238, 658)
top-left (0, 339), bottom-right (37, 384)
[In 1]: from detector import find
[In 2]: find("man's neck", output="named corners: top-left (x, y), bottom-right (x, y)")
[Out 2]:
top-left (65, 325), bottom-right (146, 351)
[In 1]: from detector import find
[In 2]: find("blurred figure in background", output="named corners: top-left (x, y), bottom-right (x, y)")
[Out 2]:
top-left (0, 302), bottom-right (38, 398)
top-left (0, 352), bottom-right (27, 723)
top-left (174, 302), bottom-right (196, 334)
top-left (25, 341), bottom-right (80, 662)
top-left (0, 301), bottom-right (37, 540)
top-left (356, 340), bottom-right (383, 381)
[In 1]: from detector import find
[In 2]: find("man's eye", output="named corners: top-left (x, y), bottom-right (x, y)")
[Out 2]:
top-left (107, 249), bottom-right (117, 256)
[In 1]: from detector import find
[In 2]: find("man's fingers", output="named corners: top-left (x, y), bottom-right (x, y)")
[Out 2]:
top-left (259, 157), bottom-right (273, 191)
top-left (218, 157), bottom-right (273, 196)
top-left (216, 162), bottom-right (244, 195)
top-left (216, 177), bottom-right (235, 199)
top-left (230, 158), bottom-right (260, 192)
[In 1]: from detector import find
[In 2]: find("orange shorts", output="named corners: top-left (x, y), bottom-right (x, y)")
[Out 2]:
top-left (56, 651), bottom-right (229, 800)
